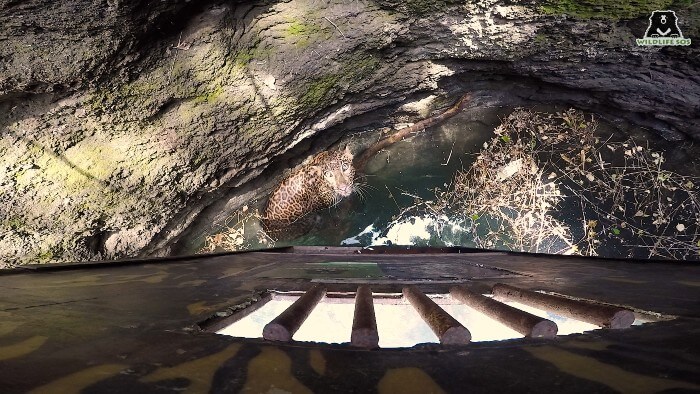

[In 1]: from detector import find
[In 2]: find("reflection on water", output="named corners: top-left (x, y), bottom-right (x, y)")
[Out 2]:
top-left (197, 105), bottom-right (700, 260)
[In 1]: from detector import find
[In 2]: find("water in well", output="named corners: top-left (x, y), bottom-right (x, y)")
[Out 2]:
top-left (194, 105), bottom-right (700, 260)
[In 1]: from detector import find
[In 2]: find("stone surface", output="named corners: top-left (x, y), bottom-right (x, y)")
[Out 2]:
top-left (0, 0), bottom-right (698, 266)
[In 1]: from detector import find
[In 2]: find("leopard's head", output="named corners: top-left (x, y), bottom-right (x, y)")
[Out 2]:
top-left (311, 146), bottom-right (355, 200)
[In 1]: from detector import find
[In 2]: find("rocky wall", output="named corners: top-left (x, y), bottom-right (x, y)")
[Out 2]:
top-left (0, 0), bottom-right (698, 266)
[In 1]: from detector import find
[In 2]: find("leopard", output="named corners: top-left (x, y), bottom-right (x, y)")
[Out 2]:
top-left (263, 146), bottom-right (355, 228)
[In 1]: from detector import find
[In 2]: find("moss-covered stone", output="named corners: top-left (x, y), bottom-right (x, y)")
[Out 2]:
top-left (36, 249), bottom-right (55, 263)
top-left (541, 0), bottom-right (691, 20)
top-left (233, 44), bottom-right (271, 68)
top-left (299, 74), bottom-right (340, 111)
top-left (297, 53), bottom-right (380, 111)
top-left (3, 217), bottom-right (23, 232)
top-left (380, 0), bottom-right (462, 16)
top-left (194, 85), bottom-right (224, 104)
top-left (534, 33), bottom-right (549, 45)
top-left (285, 20), bottom-right (320, 37)
top-left (283, 19), bottom-right (332, 48)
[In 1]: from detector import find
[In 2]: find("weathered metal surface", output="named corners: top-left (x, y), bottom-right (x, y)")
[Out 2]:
top-left (0, 248), bottom-right (698, 392)
top-left (200, 291), bottom-right (273, 333)
top-left (492, 283), bottom-right (636, 329)
top-left (450, 285), bottom-right (558, 338)
top-left (263, 284), bottom-right (327, 341)
top-left (351, 285), bottom-right (379, 349)
top-left (403, 285), bottom-right (471, 345)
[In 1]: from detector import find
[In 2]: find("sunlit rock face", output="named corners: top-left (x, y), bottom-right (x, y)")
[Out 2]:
top-left (0, 0), bottom-right (698, 266)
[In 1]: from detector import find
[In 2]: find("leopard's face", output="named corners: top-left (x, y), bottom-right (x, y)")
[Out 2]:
top-left (319, 146), bottom-right (355, 200)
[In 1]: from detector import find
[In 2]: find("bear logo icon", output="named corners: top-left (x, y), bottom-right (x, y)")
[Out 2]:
top-left (644, 10), bottom-right (684, 38)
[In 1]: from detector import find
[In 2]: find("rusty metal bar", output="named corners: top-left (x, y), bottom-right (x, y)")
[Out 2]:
top-left (204, 292), bottom-right (273, 333)
top-left (351, 285), bottom-right (379, 348)
top-left (263, 284), bottom-right (327, 341)
top-left (492, 283), bottom-right (635, 329)
top-left (403, 286), bottom-right (471, 345)
top-left (450, 285), bottom-right (558, 338)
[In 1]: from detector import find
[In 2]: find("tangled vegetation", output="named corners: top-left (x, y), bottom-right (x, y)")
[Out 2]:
top-left (431, 108), bottom-right (699, 259)
top-left (198, 205), bottom-right (275, 253)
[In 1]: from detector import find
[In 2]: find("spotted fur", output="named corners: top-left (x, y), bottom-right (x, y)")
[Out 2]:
top-left (264, 146), bottom-right (355, 226)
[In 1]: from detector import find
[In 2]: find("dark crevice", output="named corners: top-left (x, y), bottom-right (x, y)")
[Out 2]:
top-left (145, 97), bottom-right (185, 122)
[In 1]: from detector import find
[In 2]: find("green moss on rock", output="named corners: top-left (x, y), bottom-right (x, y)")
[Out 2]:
top-left (297, 54), bottom-right (380, 111)
top-left (299, 74), bottom-right (339, 111)
top-left (36, 250), bottom-right (54, 263)
top-left (194, 85), bottom-right (224, 104)
top-left (233, 44), bottom-right (271, 68)
top-left (283, 19), bottom-right (331, 48)
top-left (382, 0), bottom-right (461, 16)
top-left (3, 217), bottom-right (23, 231)
top-left (541, 0), bottom-right (690, 20)
top-left (286, 21), bottom-right (319, 36)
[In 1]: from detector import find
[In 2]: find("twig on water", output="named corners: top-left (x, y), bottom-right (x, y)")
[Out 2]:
top-left (442, 140), bottom-right (455, 166)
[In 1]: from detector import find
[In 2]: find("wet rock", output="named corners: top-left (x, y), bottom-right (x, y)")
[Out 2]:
top-left (0, 0), bottom-right (698, 266)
